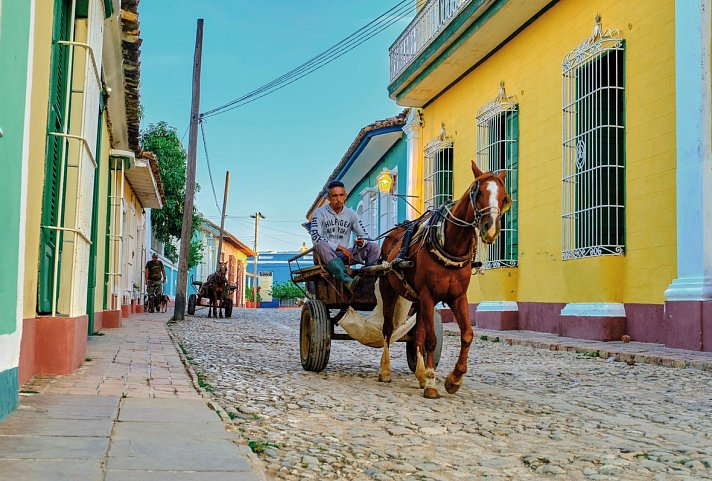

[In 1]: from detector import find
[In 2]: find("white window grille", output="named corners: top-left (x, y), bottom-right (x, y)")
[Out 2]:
top-left (476, 82), bottom-right (519, 269)
top-left (562, 16), bottom-right (625, 259)
top-left (359, 187), bottom-right (379, 240)
top-left (424, 125), bottom-right (453, 210)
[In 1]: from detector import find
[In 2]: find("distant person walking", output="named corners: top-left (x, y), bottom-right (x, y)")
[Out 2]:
top-left (145, 253), bottom-right (166, 312)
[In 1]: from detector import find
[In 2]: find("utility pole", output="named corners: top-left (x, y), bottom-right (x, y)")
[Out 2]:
top-left (216, 171), bottom-right (230, 266)
top-left (250, 212), bottom-right (265, 308)
top-left (174, 18), bottom-right (204, 321)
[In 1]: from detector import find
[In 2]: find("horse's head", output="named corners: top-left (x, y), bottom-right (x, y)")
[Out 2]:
top-left (470, 161), bottom-right (511, 244)
top-left (216, 261), bottom-right (228, 277)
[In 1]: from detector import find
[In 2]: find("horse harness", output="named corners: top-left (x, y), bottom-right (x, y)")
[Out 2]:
top-left (388, 174), bottom-right (500, 299)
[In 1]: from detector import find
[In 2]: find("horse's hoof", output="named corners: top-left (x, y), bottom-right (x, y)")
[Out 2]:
top-left (378, 374), bottom-right (391, 383)
top-left (423, 387), bottom-right (440, 399)
top-left (418, 380), bottom-right (426, 389)
top-left (444, 376), bottom-right (461, 394)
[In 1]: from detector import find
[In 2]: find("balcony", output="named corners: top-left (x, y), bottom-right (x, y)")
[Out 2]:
top-left (389, 0), bottom-right (474, 82)
top-left (388, 0), bottom-right (553, 107)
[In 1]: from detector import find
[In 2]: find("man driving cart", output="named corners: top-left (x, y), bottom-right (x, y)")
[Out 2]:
top-left (310, 180), bottom-right (379, 292)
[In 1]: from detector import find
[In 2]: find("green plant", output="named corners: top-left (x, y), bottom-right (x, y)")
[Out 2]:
top-left (248, 441), bottom-right (280, 454)
top-left (270, 281), bottom-right (304, 300)
top-left (245, 286), bottom-right (262, 302)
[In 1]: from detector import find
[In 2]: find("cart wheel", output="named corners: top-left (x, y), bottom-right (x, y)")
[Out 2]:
top-left (406, 309), bottom-right (443, 373)
top-left (300, 300), bottom-right (331, 372)
top-left (223, 299), bottom-right (233, 318)
top-left (187, 294), bottom-right (197, 315)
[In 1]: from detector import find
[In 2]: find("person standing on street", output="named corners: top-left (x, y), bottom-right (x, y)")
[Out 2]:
top-left (310, 180), bottom-right (379, 291)
top-left (145, 253), bottom-right (166, 313)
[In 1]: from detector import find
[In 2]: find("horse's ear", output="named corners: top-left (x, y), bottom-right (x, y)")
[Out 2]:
top-left (471, 160), bottom-right (484, 178)
top-left (496, 170), bottom-right (507, 181)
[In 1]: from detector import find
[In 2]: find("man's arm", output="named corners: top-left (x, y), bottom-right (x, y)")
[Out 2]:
top-left (351, 211), bottom-right (369, 246)
top-left (310, 210), bottom-right (338, 250)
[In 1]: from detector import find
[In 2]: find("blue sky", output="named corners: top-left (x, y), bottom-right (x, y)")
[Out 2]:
top-left (140, 1), bottom-right (413, 251)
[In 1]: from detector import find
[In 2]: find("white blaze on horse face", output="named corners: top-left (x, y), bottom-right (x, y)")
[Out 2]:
top-left (483, 182), bottom-right (501, 241)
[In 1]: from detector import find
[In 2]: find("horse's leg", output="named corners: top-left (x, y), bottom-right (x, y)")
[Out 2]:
top-left (413, 309), bottom-right (426, 388)
top-left (208, 294), bottom-right (214, 318)
top-left (378, 280), bottom-right (397, 383)
top-left (445, 295), bottom-right (473, 394)
top-left (218, 290), bottom-right (223, 319)
top-left (419, 293), bottom-right (439, 399)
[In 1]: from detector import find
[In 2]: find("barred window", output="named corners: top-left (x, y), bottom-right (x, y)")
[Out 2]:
top-left (359, 187), bottom-right (379, 240)
top-left (562, 17), bottom-right (625, 259)
top-left (424, 126), bottom-right (453, 210)
top-left (476, 82), bottom-right (519, 268)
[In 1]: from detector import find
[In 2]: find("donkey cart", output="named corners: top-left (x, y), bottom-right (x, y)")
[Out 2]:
top-left (289, 251), bottom-right (443, 373)
top-left (187, 279), bottom-right (236, 318)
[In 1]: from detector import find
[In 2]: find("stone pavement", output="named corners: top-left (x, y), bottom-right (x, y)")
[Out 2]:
top-left (0, 312), bottom-right (266, 481)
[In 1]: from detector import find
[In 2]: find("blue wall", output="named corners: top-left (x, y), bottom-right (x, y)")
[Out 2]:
top-left (246, 251), bottom-right (313, 307)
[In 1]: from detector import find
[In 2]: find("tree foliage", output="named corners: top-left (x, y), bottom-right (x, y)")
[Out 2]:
top-left (141, 121), bottom-right (203, 268)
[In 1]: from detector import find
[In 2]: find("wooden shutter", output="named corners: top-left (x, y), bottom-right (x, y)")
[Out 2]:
top-left (38, 0), bottom-right (72, 313)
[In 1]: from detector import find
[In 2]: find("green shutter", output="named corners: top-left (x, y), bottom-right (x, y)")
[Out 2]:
top-left (504, 110), bottom-right (518, 262)
top-left (38, 0), bottom-right (72, 313)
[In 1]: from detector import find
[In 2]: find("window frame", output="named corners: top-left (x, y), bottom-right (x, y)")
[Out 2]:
top-left (562, 17), bottom-right (626, 260)
top-left (424, 126), bottom-right (454, 210)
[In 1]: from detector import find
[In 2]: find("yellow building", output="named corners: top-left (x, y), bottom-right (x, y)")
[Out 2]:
top-left (18, 0), bottom-right (163, 386)
top-left (192, 219), bottom-right (255, 308)
top-left (388, 0), bottom-right (711, 351)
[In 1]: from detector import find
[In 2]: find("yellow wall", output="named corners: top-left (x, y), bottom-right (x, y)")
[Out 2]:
top-left (420, 0), bottom-right (676, 305)
top-left (23, 0), bottom-right (55, 318)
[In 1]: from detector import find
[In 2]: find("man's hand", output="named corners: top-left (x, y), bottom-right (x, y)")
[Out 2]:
top-left (337, 245), bottom-right (353, 264)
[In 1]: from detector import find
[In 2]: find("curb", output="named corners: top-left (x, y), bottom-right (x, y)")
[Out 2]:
top-left (165, 320), bottom-right (269, 479)
top-left (452, 326), bottom-right (712, 372)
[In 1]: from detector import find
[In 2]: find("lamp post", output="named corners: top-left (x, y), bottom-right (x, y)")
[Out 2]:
top-left (376, 169), bottom-right (420, 218)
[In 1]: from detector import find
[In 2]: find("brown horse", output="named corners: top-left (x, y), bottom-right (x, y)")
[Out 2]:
top-left (205, 261), bottom-right (228, 318)
top-left (378, 161), bottom-right (511, 398)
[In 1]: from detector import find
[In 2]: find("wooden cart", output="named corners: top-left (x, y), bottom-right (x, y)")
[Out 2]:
top-left (187, 279), bottom-right (236, 318)
top-left (289, 250), bottom-right (442, 373)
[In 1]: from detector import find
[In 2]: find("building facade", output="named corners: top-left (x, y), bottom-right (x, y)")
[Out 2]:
top-left (307, 111), bottom-right (410, 247)
top-left (388, 0), bottom-right (712, 351)
top-left (0, 0), bottom-right (163, 420)
top-left (189, 220), bottom-right (255, 308)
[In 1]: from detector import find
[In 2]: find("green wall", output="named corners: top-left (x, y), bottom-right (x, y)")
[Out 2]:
top-left (0, 0), bottom-right (32, 336)
top-left (346, 137), bottom-right (408, 224)
top-left (0, 368), bottom-right (19, 420)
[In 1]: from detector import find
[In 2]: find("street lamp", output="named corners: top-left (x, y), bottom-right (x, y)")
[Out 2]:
top-left (376, 169), bottom-right (420, 216)
top-left (377, 169), bottom-right (395, 194)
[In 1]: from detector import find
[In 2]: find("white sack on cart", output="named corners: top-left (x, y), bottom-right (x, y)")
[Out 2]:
top-left (338, 279), bottom-right (415, 348)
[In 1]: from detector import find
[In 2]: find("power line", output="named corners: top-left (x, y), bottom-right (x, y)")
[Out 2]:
top-left (198, 119), bottom-right (222, 214)
top-left (201, 0), bottom-right (413, 118)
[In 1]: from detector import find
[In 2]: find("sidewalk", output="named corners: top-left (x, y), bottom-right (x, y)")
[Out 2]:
top-left (0, 313), bottom-right (266, 481)
top-left (452, 325), bottom-right (712, 371)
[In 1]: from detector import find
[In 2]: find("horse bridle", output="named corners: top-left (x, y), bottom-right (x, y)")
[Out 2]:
top-left (441, 174), bottom-right (502, 232)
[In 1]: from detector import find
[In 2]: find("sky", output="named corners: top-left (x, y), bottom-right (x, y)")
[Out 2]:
top-left (139, 1), bottom-right (414, 252)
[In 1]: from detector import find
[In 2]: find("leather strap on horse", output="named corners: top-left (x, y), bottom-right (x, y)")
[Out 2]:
top-left (425, 208), bottom-right (473, 269)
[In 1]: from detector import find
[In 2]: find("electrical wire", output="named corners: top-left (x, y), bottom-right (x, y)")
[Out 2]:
top-left (201, 0), bottom-right (413, 118)
top-left (198, 119), bottom-right (222, 214)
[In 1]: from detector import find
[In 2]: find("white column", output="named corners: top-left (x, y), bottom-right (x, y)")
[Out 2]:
top-left (403, 108), bottom-right (423, 220)
top-left (665, 0), bottom-right (712, 301)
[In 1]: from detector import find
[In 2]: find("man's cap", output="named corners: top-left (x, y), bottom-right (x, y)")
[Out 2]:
top-left (152, 253), bottom-right (158, 258)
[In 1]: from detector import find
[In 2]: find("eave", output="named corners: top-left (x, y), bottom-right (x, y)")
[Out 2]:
top-left (388, 0), bottom-right (556, 107)
top-left (305, 110), bottom-right (408, 219)
top-left (125, 153), bottom-right (163, 208)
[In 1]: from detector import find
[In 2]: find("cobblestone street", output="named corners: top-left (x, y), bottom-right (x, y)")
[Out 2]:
top-left (170, 308), bottom-right (712, 481)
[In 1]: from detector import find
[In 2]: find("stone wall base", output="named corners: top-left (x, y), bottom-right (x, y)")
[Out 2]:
top-left (19, 315), bottom-right (88, 386)
top-left (438, 301), bottom-right (711, 352)
top-left (102, 309), bottom-right (122, 329)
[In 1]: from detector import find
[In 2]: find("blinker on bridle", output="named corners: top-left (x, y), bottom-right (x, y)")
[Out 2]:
top-left (441, 174), bottom-right (502, 230)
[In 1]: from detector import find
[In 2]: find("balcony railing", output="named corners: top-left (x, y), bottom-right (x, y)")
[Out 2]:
top-left (389, 0), bottom-right (473, 82)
